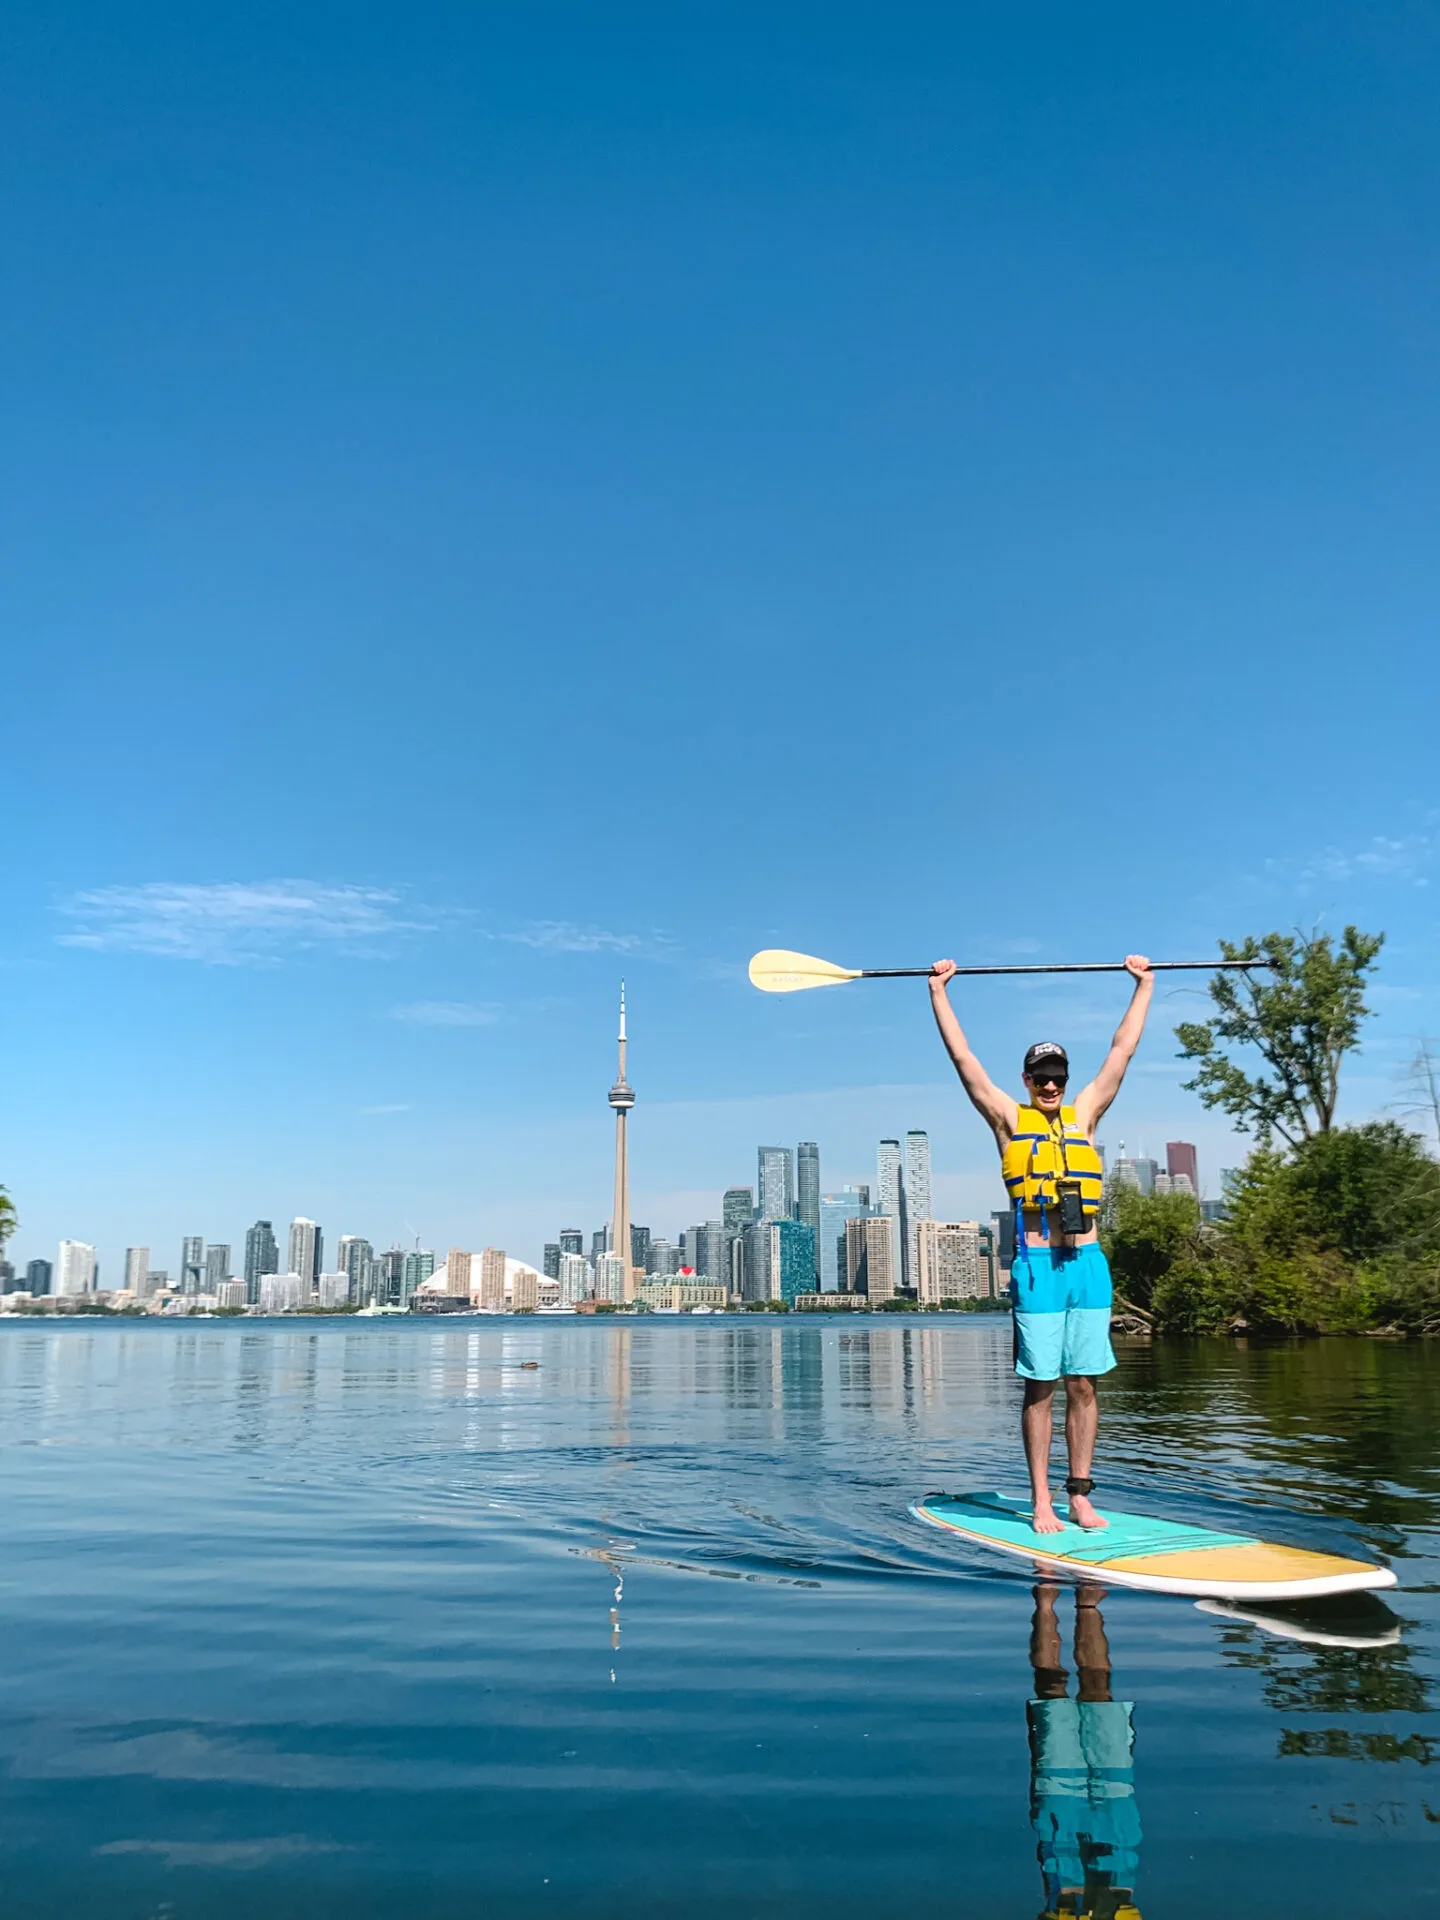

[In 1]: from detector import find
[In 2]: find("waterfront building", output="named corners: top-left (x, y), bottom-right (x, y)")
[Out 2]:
top-left (56, 1240), bottom-right (97, 1298)
top-left (543, 1243), bottom-right (561, 1280)
top-left (608, 982), bottom-right (638, 1304)
top-left (316, 1272), bottom-right (350, 1309)
top-left (723, 1187), bottom-right (754, 1234)
top-left (646, 1238), bottom-right (679, 1276)
top-left (977, 1222), bottom-right (998, 1296)
top-left (216, 1280), bottom-right (248, 1309)
top-left (797, 1143), bottom-right (821, 1279)
top-left (594, 1251), bottom-right (626, 1303)
top-left (124, 1247), bottom-right (150, 1297)
top-left (845, 1215), bottom-right (897, 1304)
top-left (511, 1267), bottom-right (539, 1312)
top-left (757, 1147), bottom-right (794, 1222)
top-left (244, 1221), bottom-right (279, 1300)
top-left (558, 1251), bottom-right (592, 1306)
top-left (877, 1139), bottom-right (903, 1282)
top-left (205, 1243), bottom-right (231, 1291)
top-left (637, 1277), bottom-right (728, 1311)
top-left (1167, 1141), bottom-right (1199, 1195)
top-left (904, 1132), bottom-right (932, 1290)
top-left (400, 1248), bottom-right (434, 1307)
top-left (768, 1220), bottom-right (817, 1305)
top-left (680, 1225), bottom-right (701, 1272)
top-left (180, 1236), bottom-right (205, 1295)
top-left (336, 1236), bottom-right (373, 1304)
top-left (478, 1247), bottom-right (506, 1311)
top-left (818, 1189), bottom-right (871, 1292)
top-left (446, 1248), bottom-right (473, 1298)
top-left (25, 1258), bottom-right (52, 1295)
top-left (287, 1219), bottom-right (322, 1297)
top-left (259, 1272), bottom-right (304, 1313)
top-left (739, 1217), bottom-right (770, 1303)
top-left (696, 1221), bottom-right (728, 1284)
top-left (916, 1220), bottom-right (983, 1303)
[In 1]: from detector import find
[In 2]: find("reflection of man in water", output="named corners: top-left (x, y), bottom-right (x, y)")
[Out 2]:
top-left (1028, 1583), bottom-right (1143, 1920)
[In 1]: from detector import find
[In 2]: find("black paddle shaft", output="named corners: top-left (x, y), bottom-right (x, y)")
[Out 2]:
top-left (860, 960), bottom-right (1268, 978)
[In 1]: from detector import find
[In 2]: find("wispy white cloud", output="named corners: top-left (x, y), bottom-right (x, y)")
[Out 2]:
top-left (1266, 826), bottom-right (1438, 891)
top-left (57, 882), bottom-right (430, 964)
top-left (359, 1102), bottom-right (412, 1115)
top-left (390, 1001), bottom-right (502, 1027)
top-left (494, 920), bottom-right (676, 958)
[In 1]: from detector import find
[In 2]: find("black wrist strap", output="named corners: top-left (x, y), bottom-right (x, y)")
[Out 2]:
top-left (1065, 1476), bottom-right (1095, 1497)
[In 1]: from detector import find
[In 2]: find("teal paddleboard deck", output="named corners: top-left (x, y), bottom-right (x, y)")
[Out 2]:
top-left (911, 1491), bottom-right (1396, 1600)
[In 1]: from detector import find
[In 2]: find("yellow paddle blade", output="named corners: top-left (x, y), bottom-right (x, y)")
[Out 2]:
top-left (748, 949), bottom-right (863, 993)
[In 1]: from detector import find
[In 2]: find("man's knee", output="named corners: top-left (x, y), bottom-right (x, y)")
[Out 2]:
top-left (1065, 1374), bottom-right (1098, 1404)
top-left (1023, 1379), bottom-right (1057, 1408)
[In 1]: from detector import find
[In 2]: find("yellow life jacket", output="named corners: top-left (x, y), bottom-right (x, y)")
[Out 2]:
top-left (1001, 1105), bottom-right (1104, 1220)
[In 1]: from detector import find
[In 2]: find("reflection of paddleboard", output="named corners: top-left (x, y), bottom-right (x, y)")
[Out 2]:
top-left (912, 1491), bottom-right (1396, 1600)
top-left (1195, 1596), bottom-right (1403, 1648)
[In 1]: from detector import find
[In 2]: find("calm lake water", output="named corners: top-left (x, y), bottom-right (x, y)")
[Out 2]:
top-left (0, 1317), bottom-right (1436, 1917)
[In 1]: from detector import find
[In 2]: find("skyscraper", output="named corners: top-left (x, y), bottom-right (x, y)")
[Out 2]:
top-left (400, 1248), bottom-right (434, 1305)
top-left (722, 1188), bottom-right (754, 1234)
top-left (608, 982), bottom-right (637, 1304)
top-left (630, 1224), bottom-right (651, 1272)
top-left (558, 1251), bottom-right (591, 1306)
top-left (244, 1221), bottom-right (279, 1300)
top-left (696, 1221), bottom-right (728, 1284)
top-left (478, 1247), bottom-right (506, 1310)
top-left (1166, 1141), bottom-right (1199, 1195)
top-left (916, 1220), bottom-right (983, 1304)
top-left (336, 1235), bottom-right (373, 1305)
top-left (288, 1219), bottom-right (322, 1297)
top-left (446, 1248), bottom-right (473, 1298)
top-left (123, 1247), bottom-right (150, 1297)
top-left (818, 1188), bottom-right (871, 1292)
top-left (559, 1229), bottom-right (584, 1257)
top-left (845, 1215), bottom-right (896, 1304)
top-left (181, 1236), bottom-right (205, 1296)
top-left (768, 1220), bottom-right (817, 1304)
top-left (796, 1142), bottom-right (821, 1279)
top-left (543, 1243), bottom-right (561, 1280)
top-left (904, 1131), bottom-right (932, 1289)
top-left (877, 1139), bottom-right (903, 1282)
top-left (56, 1240), bottom-right (97, 1298)
top-left (205, 1244), bottom-right (231, 1291)
top-left (25, 1258), bottom-right (52, 1295)
top-left (757, 1147), bottom-right (794, 1222)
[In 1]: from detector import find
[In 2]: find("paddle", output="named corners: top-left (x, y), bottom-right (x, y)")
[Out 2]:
top-left (748, 948), bottom-right (1268, 994)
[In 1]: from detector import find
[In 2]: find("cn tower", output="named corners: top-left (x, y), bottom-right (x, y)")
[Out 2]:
top-left (608, 981), bottom-right (636, 1304)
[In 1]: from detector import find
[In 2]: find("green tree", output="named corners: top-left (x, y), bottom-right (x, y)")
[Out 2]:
top-left (1100, 1184), bottom-right (1205, 1312)
top-left (0, 1186), bottom-right (15, 1251)
top-left (1175, 927), bottom-right (1383, 1145)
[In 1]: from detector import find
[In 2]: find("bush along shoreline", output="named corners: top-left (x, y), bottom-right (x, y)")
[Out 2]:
top-left (1098, 923), bottom-right (1440, 1337)
top-left (1102, 1124), bottom-right (1440, 1336)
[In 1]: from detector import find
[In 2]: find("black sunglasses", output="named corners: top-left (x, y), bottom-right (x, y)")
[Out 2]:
top-left (1028, 1071), bottom-right (1068, 1088)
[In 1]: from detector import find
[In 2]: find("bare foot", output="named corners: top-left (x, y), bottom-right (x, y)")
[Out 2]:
top-left (1030, 1500), bottom-right (1065, 1535)
top-left (1068, 1494), bottom-right (1108, 1530)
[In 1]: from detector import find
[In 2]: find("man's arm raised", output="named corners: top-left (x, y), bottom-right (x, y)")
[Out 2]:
top-left (929, 960), bottom-right (1017, 1144)
top-left (1073, 955), bottom-right (1154, 1134)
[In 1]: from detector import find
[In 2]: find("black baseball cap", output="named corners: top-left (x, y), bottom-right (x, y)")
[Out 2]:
top-left (1023, 1042), bottom-right (1069, 1075)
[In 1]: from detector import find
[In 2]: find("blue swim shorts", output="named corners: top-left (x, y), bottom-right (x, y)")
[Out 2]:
top-left (1011, 1242), bottom-right (1116, 1381)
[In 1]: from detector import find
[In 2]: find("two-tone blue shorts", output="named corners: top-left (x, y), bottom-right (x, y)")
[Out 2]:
top-left (1011, 1242), bottom-right (1116, 1381)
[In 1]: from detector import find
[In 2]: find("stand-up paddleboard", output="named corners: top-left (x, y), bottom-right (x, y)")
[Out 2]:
top-left (912, 1491), bottom-right (1396, 1601)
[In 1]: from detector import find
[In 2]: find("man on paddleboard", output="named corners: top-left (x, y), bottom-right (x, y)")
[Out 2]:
top-left (927, 955), bottom-right (1154, 1534)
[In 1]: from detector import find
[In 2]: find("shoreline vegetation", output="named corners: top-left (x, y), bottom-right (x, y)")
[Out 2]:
top-left (1107, 924), bottom-right (1440, 1338)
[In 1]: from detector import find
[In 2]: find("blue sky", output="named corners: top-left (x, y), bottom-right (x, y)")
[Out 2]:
top-left (5, 3), bottom-right (1438, 1277)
